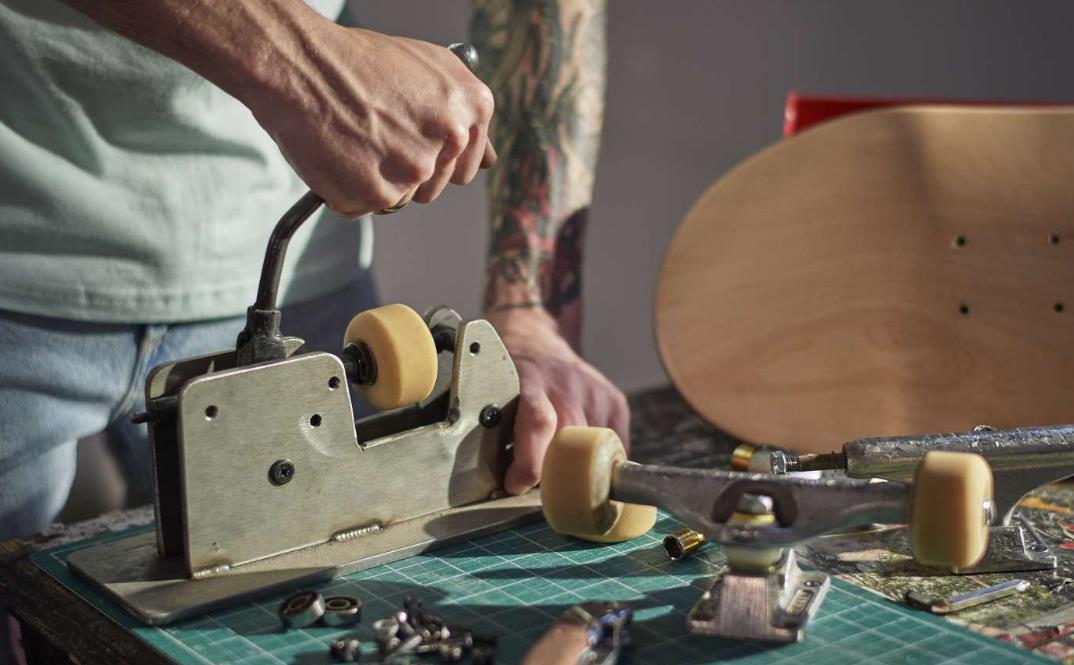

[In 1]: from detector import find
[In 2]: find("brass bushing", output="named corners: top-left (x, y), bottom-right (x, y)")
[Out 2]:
top-left (731, 443), bottom-right (756, 471)
top-left (663, 528), bottom-right (707, 561)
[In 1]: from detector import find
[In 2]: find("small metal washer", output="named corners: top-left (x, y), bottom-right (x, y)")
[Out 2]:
top-left (278, 590), bottom-right (325, 629)
top-left (323, 596), bottom-right (363, 627)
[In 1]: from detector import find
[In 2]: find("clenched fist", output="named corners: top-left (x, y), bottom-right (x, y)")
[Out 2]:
top-left (242, 25), bottom-right (496, 217)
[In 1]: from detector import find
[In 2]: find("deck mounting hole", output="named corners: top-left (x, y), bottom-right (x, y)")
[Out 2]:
top-left (204, 405), bottom-right (218, 420)
top-left (310, 414), bottom-right (322, 427)
top-left (958, 303), bottom-right (970, 316)
top-left (1055, 302), bottom-right (1065, 313)
top-left (1050, 234), bottom-right (1062, 245)
top-left (953, 234), bottom-right (966, 248)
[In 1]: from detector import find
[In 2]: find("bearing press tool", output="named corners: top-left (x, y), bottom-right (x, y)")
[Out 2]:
top-left (67, 44), bottom-right (541, 625)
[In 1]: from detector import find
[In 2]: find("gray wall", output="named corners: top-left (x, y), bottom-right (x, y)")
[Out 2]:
top-left (351, 1), bottom-right (1074, 392)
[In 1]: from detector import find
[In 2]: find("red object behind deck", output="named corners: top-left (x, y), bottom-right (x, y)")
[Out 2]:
top-left (783, 92), bottom-right (1066, 138)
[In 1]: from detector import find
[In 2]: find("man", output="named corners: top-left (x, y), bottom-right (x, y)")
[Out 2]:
top-left (0, 0), bottom-right (622, 537)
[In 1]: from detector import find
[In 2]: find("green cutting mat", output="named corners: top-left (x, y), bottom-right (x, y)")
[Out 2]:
top-left (32, 512), bottom-right (1044, 665)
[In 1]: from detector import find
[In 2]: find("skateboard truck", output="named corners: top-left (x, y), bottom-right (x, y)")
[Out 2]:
top-left (66, 160), bottom-right (539, 625)
top-left (756, 424), bottom-right (1074, 573)
top-left (538, 427), bottom-right (995, 643)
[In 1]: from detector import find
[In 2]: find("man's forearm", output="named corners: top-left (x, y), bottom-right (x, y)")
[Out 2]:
top-left (62, 0), bottom-right (326, 112)
top-left (472, 0), bottom-right (607, 346)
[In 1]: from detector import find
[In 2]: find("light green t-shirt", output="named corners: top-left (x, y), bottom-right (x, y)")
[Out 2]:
top-left (0, 0), bottom-right (371, 323)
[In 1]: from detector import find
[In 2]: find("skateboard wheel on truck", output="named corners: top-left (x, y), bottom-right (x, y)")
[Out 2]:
top-left (910, 450), bottom-right (993, 570)
top-left (540, 426), bottom-right (657, 543)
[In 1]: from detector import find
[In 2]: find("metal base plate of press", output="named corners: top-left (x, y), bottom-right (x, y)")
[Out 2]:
top-left (687, 551), bottom-right (830, 643)
top-left (67, 493), bottom-right (540, 625)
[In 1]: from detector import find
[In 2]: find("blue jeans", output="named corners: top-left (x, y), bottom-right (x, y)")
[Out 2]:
top-left (0, 276), bottom-right (380, 542)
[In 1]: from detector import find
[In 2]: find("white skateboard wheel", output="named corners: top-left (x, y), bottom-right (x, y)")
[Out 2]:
top-left (540, 426), bottom-right (657, 543)
top-left (343, 304), bottom-right (438, 411)
top-left (910, 451), bottom-right (993, 570)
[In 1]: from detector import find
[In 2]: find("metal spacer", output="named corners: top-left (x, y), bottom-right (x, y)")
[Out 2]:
top-left (664, 528), bottom-right (707, 561)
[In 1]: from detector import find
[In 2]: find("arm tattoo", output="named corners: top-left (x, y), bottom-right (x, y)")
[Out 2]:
top-left (471, 0), bottom-right (606, 344)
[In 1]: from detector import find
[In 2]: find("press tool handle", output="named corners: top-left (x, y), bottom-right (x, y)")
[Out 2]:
top-left (235, 43), bottom-right (481, 366)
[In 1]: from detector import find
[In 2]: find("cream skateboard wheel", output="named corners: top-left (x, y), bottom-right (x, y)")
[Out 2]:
top-left (540, 426), bottom-right (657, 543)
top-left (343, 304), bottom-right (438, 411)
top-left (910, 450), bottom-right (992, 570)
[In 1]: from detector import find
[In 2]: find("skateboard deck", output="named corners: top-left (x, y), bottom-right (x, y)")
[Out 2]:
top-left (655, 106), bottom-right (1074, 453)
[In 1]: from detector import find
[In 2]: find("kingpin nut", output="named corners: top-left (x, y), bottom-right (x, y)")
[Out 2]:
top-left (663, 528), bottom-right (707, 561)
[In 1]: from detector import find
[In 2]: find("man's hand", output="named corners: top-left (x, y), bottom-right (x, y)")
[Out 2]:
top-left (242, 25), bottom-right (497, 218)
top-left (63, 0), bottom-right (496, 218)
top-left (489, 308), bottom-right (629, 495)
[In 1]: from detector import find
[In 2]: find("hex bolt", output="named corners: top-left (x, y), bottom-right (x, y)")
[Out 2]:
top-left (479, 405), bottom-right (502, 429)
top-left (269, 459), bottom-right (296, 486)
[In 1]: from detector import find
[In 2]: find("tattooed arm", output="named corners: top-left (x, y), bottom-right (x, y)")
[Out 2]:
top-left (471, 0), bottom-right (628, 495)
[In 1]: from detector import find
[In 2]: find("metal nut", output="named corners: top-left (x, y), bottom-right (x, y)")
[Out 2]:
top-left (373, 617), bottom-right (400, 643)
top-left (731, 443), bottom-right (755, 471)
